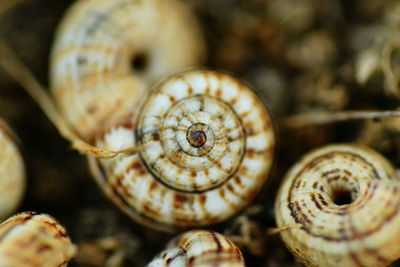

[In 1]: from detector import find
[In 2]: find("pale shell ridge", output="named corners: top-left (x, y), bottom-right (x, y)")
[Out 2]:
top-left (0, 120), bottom-right (25, 221)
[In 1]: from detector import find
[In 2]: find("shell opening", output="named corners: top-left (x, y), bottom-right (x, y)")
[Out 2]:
top-left (329, 181), bottom-right (359, 206)
top-left (131, 52), bottom-right (149, 72)
top-left (331, 187), bottom-right (354, 205)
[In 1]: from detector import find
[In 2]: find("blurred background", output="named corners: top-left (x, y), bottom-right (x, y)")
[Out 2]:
top-left (1, 0), bottom-right (400, 265)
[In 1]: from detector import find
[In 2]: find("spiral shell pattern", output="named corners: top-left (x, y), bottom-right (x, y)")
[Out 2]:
top-left (147, 230), bottom-right (245, 267)
top-left (0, 119), bottom-right (25, 221)
top-left (50, 0), bottom-right (205, 140)
top-left (90, 70), bottom-right (275, 231)
top-left (0, 212), bottom-right (76, 266)
top-left (275, 144), bottom-right (400, 267)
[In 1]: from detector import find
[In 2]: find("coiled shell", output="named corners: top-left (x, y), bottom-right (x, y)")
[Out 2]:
top-left (147, 230), bottom-right (245, 267)
top-left (0, 119), bottom-right (25, 221)
top-left (50, 0), bottom-right (205, 141)
top-left (275, 144), bottom-right (400, 267)
top-left (89, 70), bottom-right (275, 231)
top-left (0, 212), bottom-right (76, 266)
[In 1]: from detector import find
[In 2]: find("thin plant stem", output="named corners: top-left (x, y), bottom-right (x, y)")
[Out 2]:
top-left (283, 110), bottom-right (400, 129)
top-left (267, 224), bottom-right (303, 235)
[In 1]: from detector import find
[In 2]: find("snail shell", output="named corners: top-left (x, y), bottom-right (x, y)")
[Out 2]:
top-left (50, 0), bottom-right (205, 141)
top-left (89, 70), bottom-right (275, 231)
top-left (0, 119), bottom-right (25, 221)
top-left (0, 212), bottom-right (76, 266)
top-left (147, 230), bottom-right (245, 267)
top-left (275, 144), bottom-right (400, 267)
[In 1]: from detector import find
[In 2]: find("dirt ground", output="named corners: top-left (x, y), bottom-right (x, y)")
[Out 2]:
top-left (1, 0), bottom-right (400, 266)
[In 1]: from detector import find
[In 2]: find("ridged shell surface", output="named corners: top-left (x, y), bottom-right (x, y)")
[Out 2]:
top-left (147, 230), bottom-right (245, 267)
top-left (0, 212), bottom-right (76, 267)
top-left (0, 120), bottom-right (25, 221)
top-left (90, 70), bottom-right (275, 231)
top-left (275, 144), bottom-right (400, 267)
top-left (50, 0), bottom-right (205, 140)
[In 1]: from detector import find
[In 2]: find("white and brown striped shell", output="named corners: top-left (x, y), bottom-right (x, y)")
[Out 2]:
top-left (275, 144), bottom-right (400, 267)
top-left (0, 119), bottom-right (25, 221)
top-left (50, 0), bottom-right (205, 141)
top-left (89, 70), bottom-right (275, 231)
top-left (0, 212), bottom-right (76, 266)
top-left (147, 230), bottom-right (245, 267)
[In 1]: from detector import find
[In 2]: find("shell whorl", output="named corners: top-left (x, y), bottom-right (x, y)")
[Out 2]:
top-left (147, 230), bottom-right (245, 267)
top-left (90, 70), bottom-right (275, 231)
top-left (138, 91), bottom-right (246, 193)
top-left (275, 144), bottom-right (400, 267)
top-left (0, 212), bottom-right (76, 266)
top-left (50, 0), bottom-right (205, 140)
top-left (0, 119), bottom-right (25, 221)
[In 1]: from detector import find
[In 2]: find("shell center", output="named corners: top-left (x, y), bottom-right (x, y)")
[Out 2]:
top-left (187, 123), bottom-right (208, 148)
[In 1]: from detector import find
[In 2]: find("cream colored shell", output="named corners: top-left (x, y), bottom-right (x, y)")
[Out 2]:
top-left (0, 212), bottom-right (76, 266)
top-left (89, 70), bottom-right (275, 231)
top-left (50, 0), bottom-right (205, 141)
top-left (147, 230), bottom-right (245, 267)
top-left (275, 144), bottom-right (400, 267)
top-left (0, 119), bottom-right (25, 221)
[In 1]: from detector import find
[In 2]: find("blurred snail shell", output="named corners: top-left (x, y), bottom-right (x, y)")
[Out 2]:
top-left (275, 144), bottom-right (400, 267)
top-left (147, 230), bottom-right (245, 267)
top-left (89, 70), bottom-right (276, 231)
top-left (50, 0), bottom-right (205, 141)
top-left (0, 212), bottom-right (76, 266)
top-left (0, 119), bottom-right (25, 221)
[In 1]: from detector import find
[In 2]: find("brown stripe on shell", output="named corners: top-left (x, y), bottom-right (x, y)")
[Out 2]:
top-left (245, 148), bottom-right (267, 158)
